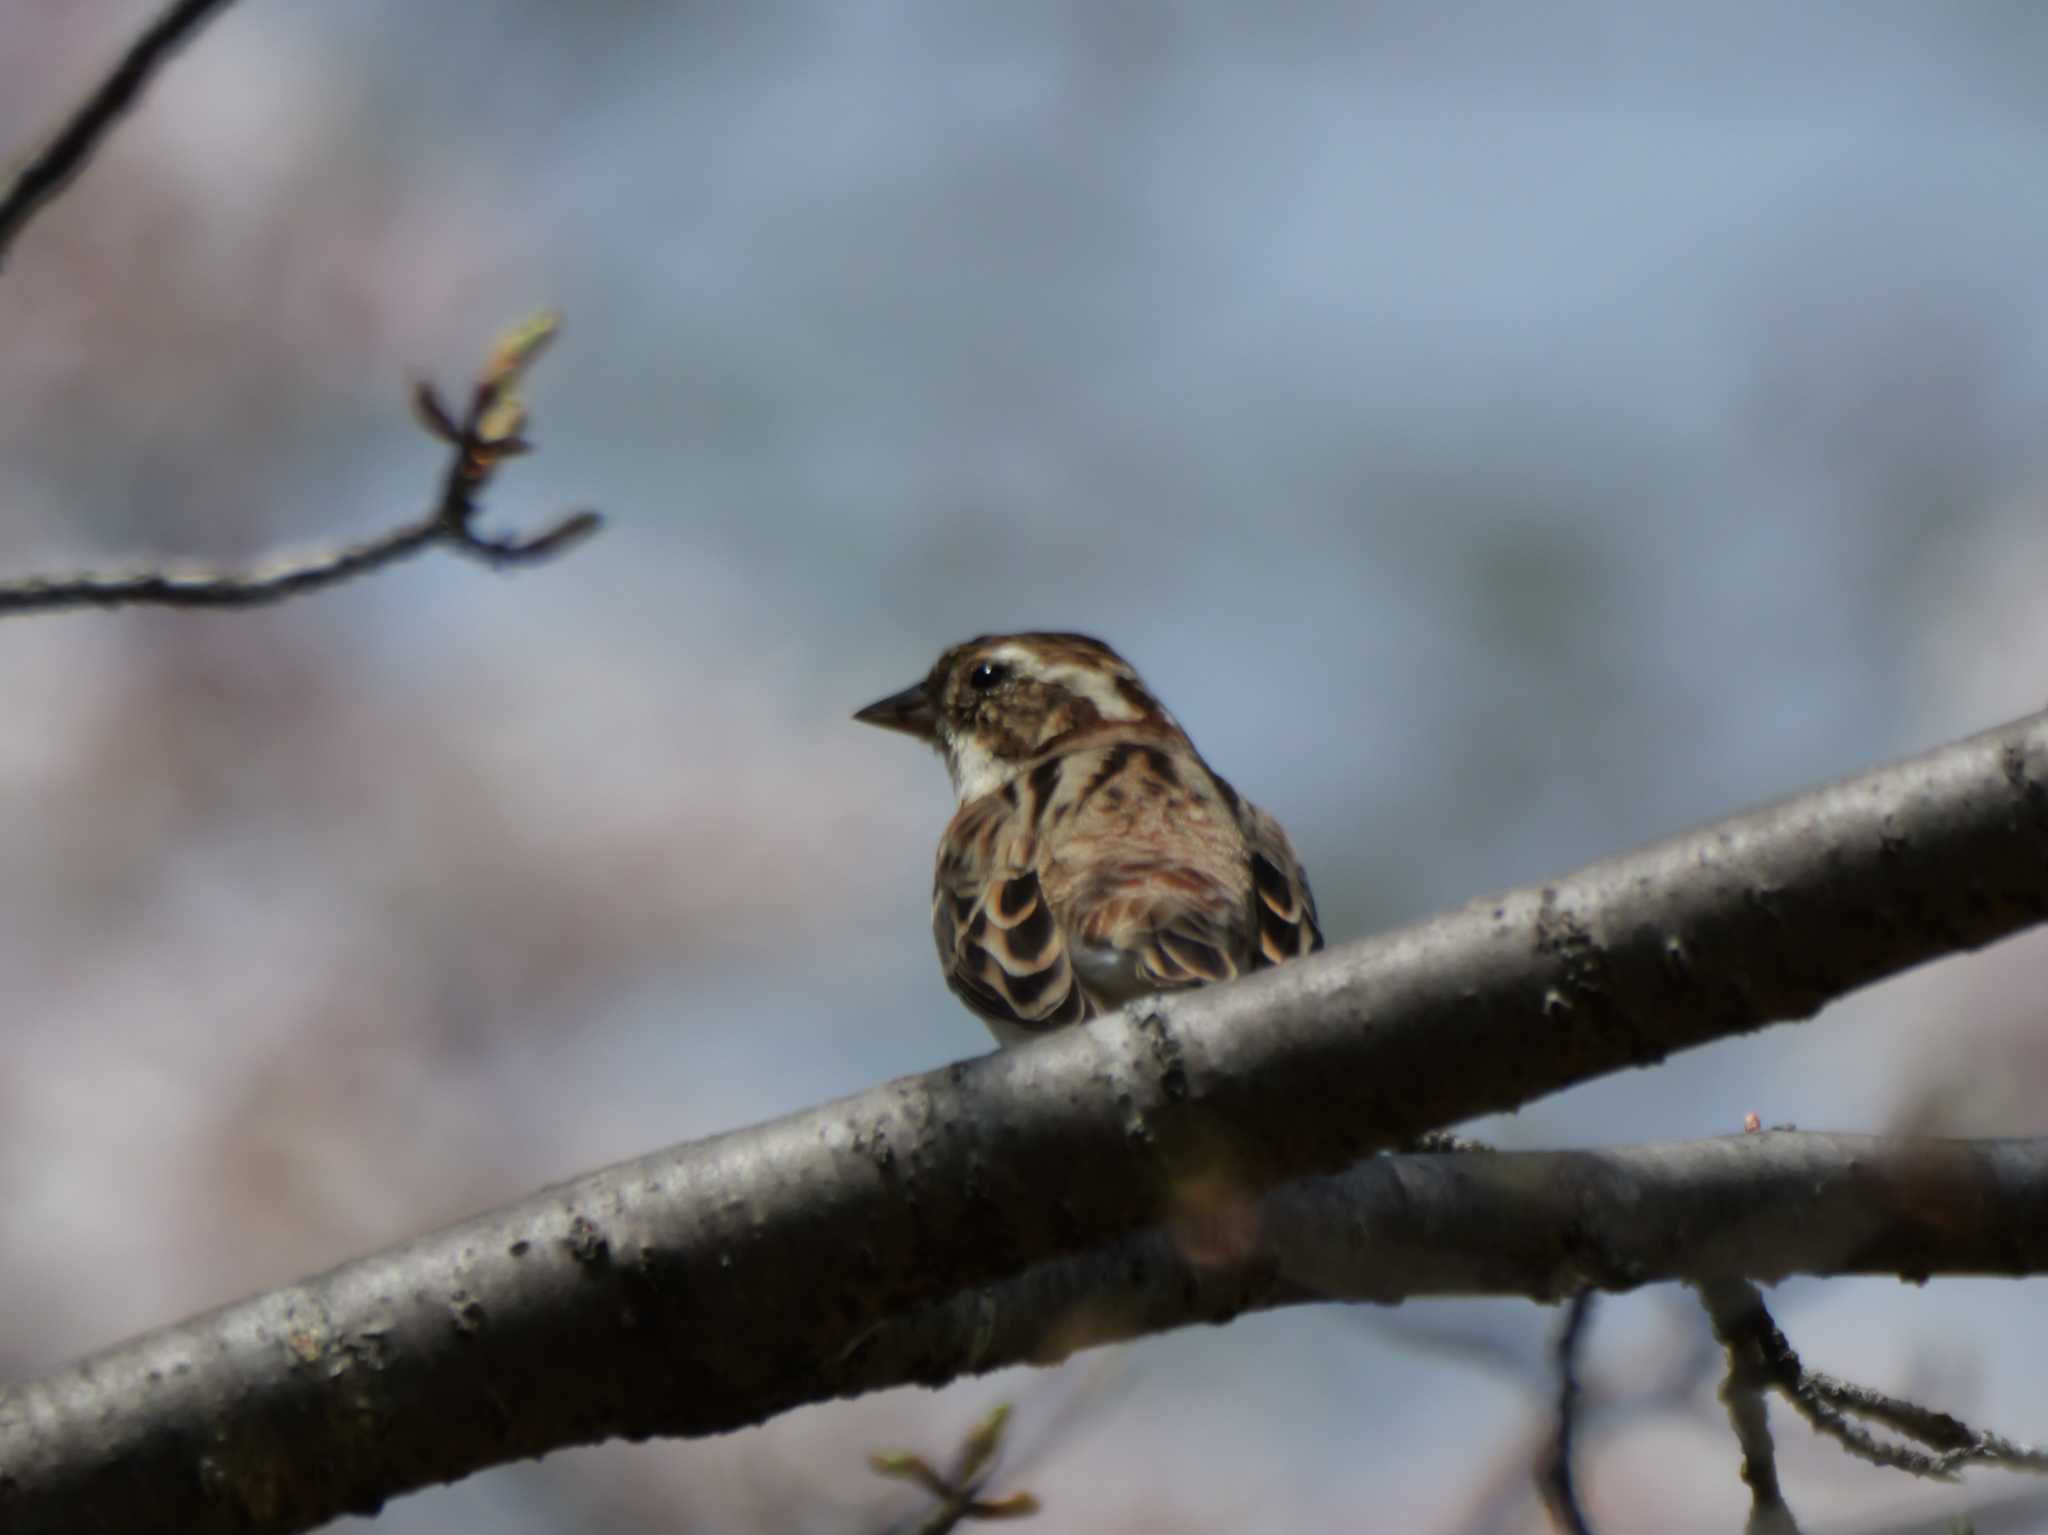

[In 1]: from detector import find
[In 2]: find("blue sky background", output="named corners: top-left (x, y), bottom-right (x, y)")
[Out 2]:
top-left (5, 4), bottom-right (2048, 1529)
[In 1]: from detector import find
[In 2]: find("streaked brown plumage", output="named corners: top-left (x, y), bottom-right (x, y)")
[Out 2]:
top-left (856, 632), bottom-right (1322, 1047)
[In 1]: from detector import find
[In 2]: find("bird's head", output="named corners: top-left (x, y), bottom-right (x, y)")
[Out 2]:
top-left (855, 632), bottom-right (1176, 802)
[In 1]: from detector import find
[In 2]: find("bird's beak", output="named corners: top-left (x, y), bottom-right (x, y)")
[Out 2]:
top-left (853, 681), bottom-right (937, 740)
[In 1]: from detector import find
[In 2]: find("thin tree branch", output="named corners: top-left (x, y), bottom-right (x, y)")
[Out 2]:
top-left (0, 11), bottom-right (598, 612)
top-left (1702, 1280), bottom-right (2048, 1484)
top-left (0, 313), bottom-right (600, 616)
top-left (3, 707), bottom-right (2048, 1533)
top-left (0, 0), bottom-right (239, 268)
top-left (1699, 1279), bottom-right (1802, 1535)
top-left (1538, 1291), bottom-right (1598, 1535)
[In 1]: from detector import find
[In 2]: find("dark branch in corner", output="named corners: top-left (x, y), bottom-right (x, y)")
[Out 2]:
top-left (0, 0), bottom-right (240, 269)
top-left (3, 711), bottom-right (2048, 1533)
top-left (0, 313), bottom-right (600, 617)
top-left (1539, 1291), bottom-right (1597, 1535)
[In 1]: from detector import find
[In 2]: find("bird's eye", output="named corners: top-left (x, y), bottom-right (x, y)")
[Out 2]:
top-left (969, 661), bottom-right (1008, 691)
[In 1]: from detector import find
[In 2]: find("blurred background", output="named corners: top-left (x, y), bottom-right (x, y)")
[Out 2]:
top-left (5, 3), bottom-right (2048, 1530)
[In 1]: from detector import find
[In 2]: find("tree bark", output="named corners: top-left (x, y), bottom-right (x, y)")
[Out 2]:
top-left (2, 709), bottom-right (2045, 1534)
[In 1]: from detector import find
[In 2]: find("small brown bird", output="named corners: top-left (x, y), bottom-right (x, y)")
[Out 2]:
top-left (856, 632), bottom-right (1323, 1047)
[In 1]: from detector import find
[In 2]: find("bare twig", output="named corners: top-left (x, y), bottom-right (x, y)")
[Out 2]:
top-left (1699, 1279), bottom-right (1802, 1535)
top-left (0, 10), bottom-right (597, 609)
top-left (1807, 1373), bottom-right (2048, 1475)
top-left (1699, 1276), bottom-right (2048, 1530)
top-left (1790, 1370), bottom-right (2048, 1481)
top-left (0, 313), bottom-right (600, 617)
top-left (1539, 1291), bottom-right (1599, 1535)
top-left (0, 0), bottom-right (239, 268)
top-left (870, 1405), bottom-right (1040, 1535)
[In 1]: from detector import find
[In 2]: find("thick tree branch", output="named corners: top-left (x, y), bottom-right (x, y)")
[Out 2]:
top-left (0, 314), bottom-right (600, 616)
top-left (8, 1128), bottom-right (2048, 1535)
top-left (0, 0), bottom-right (239, 269)
top-left (3, 712), bottom-right (2048, 1532)
top-left (862, 1133), bottom-right (2048, 1377)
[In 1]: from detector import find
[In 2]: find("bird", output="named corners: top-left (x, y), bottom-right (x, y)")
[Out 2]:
top-left (855, 632), bottom-right (1323, 1047)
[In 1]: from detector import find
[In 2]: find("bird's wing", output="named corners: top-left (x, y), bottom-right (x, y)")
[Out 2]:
top-left (932, 789), bottom-right (1092, 1034)
top-left (1049, 743), bottom-right (1268, 997)
top-left (1239, 798), bottom-right (1324, 967)
top-left (932, 742), bottom-right (1324, 1037)
top-left (1064, 773), bottom-right (1322, 994)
